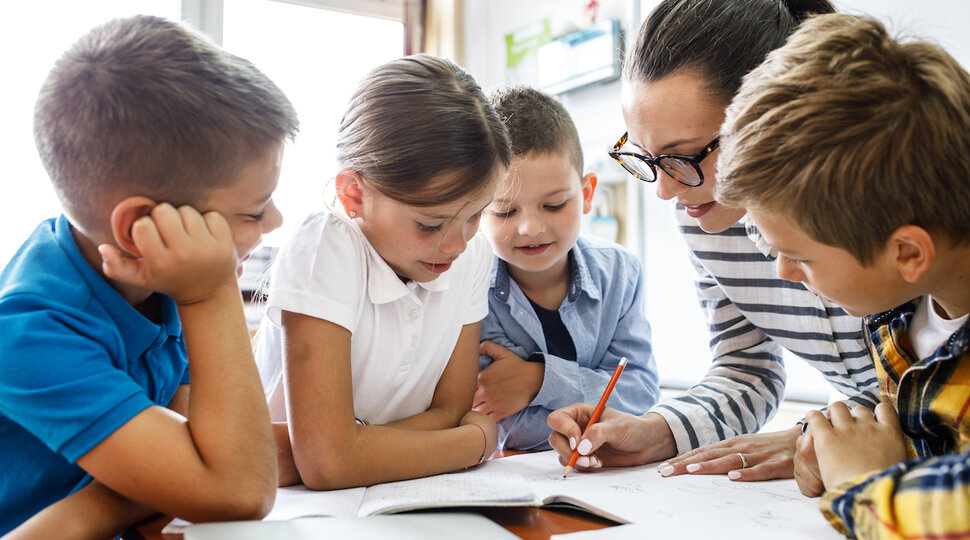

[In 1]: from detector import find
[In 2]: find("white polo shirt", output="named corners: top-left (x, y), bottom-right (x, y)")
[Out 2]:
top-left (255, 211), bottom-right (492, 424)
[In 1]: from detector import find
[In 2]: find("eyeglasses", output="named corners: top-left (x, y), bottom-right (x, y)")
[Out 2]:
top-left (608, 131), bottom-right (719, 187)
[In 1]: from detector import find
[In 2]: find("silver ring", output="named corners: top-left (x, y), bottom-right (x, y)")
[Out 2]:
top-left (737, 452), bottom-right (749, 469)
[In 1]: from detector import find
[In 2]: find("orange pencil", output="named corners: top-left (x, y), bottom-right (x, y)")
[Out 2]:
top-left (563, 357), bottom-right (628, 477)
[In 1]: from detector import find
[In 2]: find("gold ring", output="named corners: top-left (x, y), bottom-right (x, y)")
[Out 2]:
top-left (737, 452), bottom-right (749, 469)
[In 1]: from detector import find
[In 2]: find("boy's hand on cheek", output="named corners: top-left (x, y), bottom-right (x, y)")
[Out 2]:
top-left (100, 203), bottom-right (239, 304)
top-left (808, 402), bottom-right (907, 490)
top-left (473, 341), bottom-right (544, 421)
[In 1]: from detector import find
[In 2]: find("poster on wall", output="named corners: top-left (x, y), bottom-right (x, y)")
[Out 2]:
top-left (504, 18), bottom-right (552, 86)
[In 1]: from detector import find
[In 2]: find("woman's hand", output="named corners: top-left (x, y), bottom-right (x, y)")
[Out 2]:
top-left (656, 426), bottom-right (801, 481)
top-left (547, 407), bottom-right (676, 471)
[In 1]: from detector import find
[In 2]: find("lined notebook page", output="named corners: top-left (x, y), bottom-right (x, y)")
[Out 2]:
top-left (358, 469), bottom-right (536, 516)
top-left (265, 485), bottom-right (367, 520)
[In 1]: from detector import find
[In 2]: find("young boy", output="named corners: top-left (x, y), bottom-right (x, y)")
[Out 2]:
top-left (716, 14), bottom-right (970, 539)
top-left (0, 15), bottom-right (299, 537)
top-left (475, 86), bottom-right (659, 451)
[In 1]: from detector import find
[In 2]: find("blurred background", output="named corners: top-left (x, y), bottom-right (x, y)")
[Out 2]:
top-left (4, 0), bottom-right (968, 412)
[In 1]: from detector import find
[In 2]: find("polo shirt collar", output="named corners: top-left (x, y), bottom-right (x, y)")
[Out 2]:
top-left (55, 215), bottom-right (182, 359)
top-left (352, 221), bottom-right (450, 305)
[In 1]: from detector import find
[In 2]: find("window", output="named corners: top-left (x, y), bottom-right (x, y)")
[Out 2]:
top-left (222, 0), bottom-right (405, 249)
top-left (0, 1), bottom-right (181, 267)
top-left (1, 1), bottom-right (404, 270)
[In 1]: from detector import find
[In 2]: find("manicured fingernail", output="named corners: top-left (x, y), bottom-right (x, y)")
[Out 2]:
top-left (659, 465), bottom-right (675, 477)
top-left (577, 456), bottom-right (590, 467)
top-left (577, 439), bottom-right (593, 455)
top-left (569, 437), bottom-right (576, 450)
top-left (686, 463), bottom-right (701, 473)
top-left (728, 471), bottom-right (741, 480)
top-left (590, 456), bottom-right (602, 468)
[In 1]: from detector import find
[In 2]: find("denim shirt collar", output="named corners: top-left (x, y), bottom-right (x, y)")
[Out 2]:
top-left (490, 239), bottom-right (601, 305)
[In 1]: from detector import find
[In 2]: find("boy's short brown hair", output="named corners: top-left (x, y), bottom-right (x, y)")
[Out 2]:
top-left (717, 14), bottom-right (970, 264)
top-left (489, 86), bottom-right (583, 177)
top-left (34, 15), bottom-right (299, 233)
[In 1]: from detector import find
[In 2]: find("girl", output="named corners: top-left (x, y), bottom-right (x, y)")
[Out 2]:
top-left (256, 55), bottom-right (511, 489)
top-left (547, 0), bottom-right (879, 494)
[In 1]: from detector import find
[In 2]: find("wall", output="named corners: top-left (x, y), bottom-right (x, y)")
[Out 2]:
top-left (461, 0), bottom-right (970, 401)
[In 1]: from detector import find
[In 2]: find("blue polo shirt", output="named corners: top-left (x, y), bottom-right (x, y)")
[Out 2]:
top-left (0, 215), bottom-right (188, 534)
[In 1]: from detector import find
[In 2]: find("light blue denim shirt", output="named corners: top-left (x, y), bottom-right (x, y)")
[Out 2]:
top-left (480, 235), bottom-right (659, 450)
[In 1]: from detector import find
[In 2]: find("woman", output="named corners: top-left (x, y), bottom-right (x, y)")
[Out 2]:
top-left (547, 0), bottom-right (879, 496)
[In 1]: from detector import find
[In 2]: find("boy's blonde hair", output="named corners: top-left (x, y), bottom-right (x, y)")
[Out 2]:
top-left (34, 15), bottom-right (299, 234)
top-left (717, 14), bottom-right (970, 264)
top-left (489, 86), bottom-right (583, 178)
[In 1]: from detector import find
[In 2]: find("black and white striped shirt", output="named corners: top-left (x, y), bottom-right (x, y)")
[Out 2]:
top-left (652, 205), bottom-right (881, 453)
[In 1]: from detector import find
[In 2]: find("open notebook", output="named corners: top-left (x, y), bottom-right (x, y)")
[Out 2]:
top-left (167, 451), bottom-right (839, 538)
top-left (163, 467), bottom-right (539, 533)
top-left (265, 468), bottom-right (536, 520)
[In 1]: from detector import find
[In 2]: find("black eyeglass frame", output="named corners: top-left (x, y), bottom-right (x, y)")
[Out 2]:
top-left (608, 131), bottom-right (720, 187)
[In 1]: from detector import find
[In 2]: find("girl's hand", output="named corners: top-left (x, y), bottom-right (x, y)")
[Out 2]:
top-left (460, 410), bottom-right (498, 462)
top-left (808, 402), bottom-right (907, 490)
top-left (547, 406), bottom-right (673, 470)
top-left (99, 203), bottom-right (238, 305)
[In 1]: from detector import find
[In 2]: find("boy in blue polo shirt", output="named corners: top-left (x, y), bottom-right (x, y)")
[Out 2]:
top-left (474, 86), bottom-right (659, 450)
top-left (0, 16), bottom-right (298, 536)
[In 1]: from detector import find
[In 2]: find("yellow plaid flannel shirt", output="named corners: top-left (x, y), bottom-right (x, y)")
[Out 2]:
top-left (820, 298), bottom-right (970, 539)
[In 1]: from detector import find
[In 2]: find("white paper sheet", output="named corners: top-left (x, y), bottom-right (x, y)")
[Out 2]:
top-left (185, 512), bottom-right (519, 540)
top-left (488, 451), bottom-right (840, 539)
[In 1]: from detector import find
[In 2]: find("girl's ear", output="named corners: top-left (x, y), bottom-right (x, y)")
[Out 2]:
top-left (335, 170), bottom-right (365, 218)
top-left (581, 172), bottom-right (598, 214)
top-left (109, 196), bottom-right (157, 257)
top-left (890, 225), bottom-right (935, 284)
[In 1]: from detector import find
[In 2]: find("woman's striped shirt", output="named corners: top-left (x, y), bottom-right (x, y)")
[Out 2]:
top-left (651, 205), bottom-right (881, 453)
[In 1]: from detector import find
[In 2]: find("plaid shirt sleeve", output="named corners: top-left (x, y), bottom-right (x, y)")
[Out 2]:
top-left (818, 302), bottom-right (970, 539)
top-left (820, 450), bottom-right (970, 539)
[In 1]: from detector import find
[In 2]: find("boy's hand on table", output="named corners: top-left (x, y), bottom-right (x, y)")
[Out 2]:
top-left (808, 402), bottom-right (907, 490)
top-left (793, 426), bottom-right (825, 496)
top-left (547, 407), bottom-right (676, 470)
top-left (657, 426), bottom-right (801, 482)
top-left (99, 203), bottom-right (238, 305)
top-left (473, 341), bottom-right (543, 421)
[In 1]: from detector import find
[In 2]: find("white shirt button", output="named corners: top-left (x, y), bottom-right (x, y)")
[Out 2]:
top-left (411, 335), bottom-right (419, 347)
top-left (410, 309), bottom-right (419, 321)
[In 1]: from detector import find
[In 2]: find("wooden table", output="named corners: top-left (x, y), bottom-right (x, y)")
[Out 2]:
top-left (128, 451), bottom-right (618, 540)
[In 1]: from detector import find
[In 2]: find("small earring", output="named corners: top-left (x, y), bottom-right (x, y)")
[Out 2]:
top-left (349, 210), bottom-right (357, 218)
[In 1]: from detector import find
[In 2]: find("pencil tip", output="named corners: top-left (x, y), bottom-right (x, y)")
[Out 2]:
top-left (563, 466), bottom-right (573, 478)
